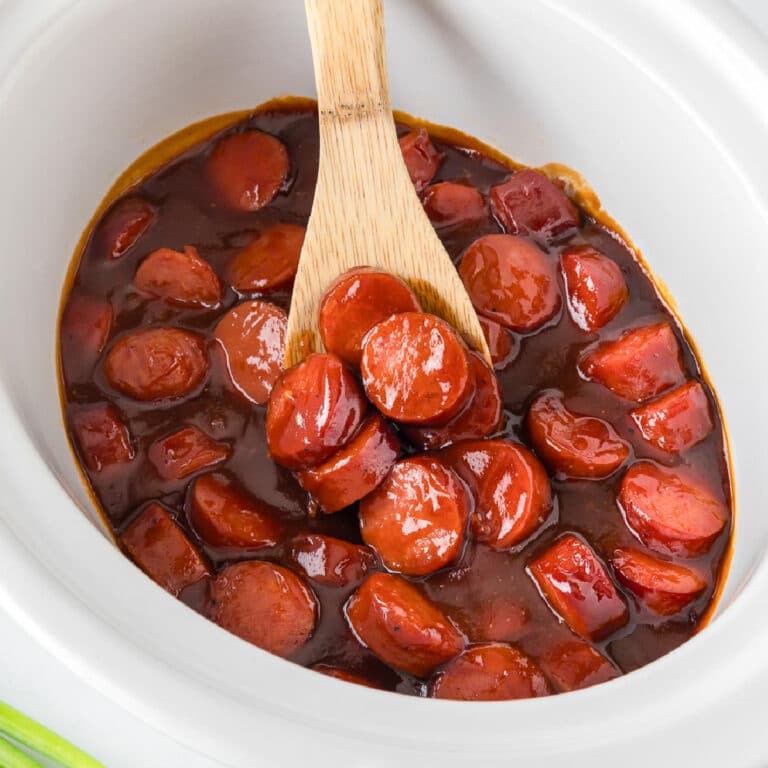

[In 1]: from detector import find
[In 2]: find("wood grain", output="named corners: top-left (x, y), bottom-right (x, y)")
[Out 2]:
top-left (285, 0), bottom-right (491, 367)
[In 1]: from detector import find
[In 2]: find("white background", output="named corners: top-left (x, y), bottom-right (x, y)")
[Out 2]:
top-left (1, 1), bottom-right (766, 766)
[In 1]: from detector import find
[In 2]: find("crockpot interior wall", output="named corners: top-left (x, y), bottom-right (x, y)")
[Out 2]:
top-left (0, 0), bottom-right (763, 602)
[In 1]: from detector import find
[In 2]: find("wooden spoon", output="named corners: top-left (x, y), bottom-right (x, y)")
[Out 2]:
top-left (285, 0), bottom-right (491, 367)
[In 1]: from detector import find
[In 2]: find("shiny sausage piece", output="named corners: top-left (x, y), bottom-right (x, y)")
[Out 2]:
top-left (312, 665), bottom-right (378, 688)
top-left (70, 402), bottom-right (134, 472)
top-left (99, 197), bottom-right (156, 259)
top-left (209, 561), bottom-right (317, 657)
top-left (398, 129), bottom-right (444, 192)
top-left (206, 130), bottom-right (289, 211)
top-left (442, 440), bottom-right (551, 550)
top-left (120, 502), bottom-right (208, 596)
top-left (561, 246), bottom-right (628, 332)
top-left (490, 169), bottom-right (579, 244)
top-left (458, 234), bottom-right (561, 333)
top-left (403, 352), bottom-right (502, 450)
top-left (318, 268), bottom-right (422, 367)
top-left (213, 300), bottom-right (287, 405)
top-left (149, 425), bottom-right (230, 480)
top-left (295, 414), bottom-right (399, 513)
top-left (346, 573), bottom-right (463, 677)
top-left (361, 312), bottom-right (473, 426)
top-left (526, 390), bottom-right (630, 479)
top-left (431, 644), bottom-right (551, 701)
top-left (227, 223), bottom-right (306, 293)
top-left (188, 472), bottom-right (281, 550)
top-left (266, 353), bottom-right (366, 470)
top-left (359, 456), bottom-right (470, 576)
top-left (630, 380), bottom-right (713, 454)
top-left (611, 547), bottom-right (706, 616)
top-left (104, 328), bottom-right (208, 401)
top-left (135, 246), bottom-right (222, 308)
top-left (465, 598), bottom-right (530, 643)
top-left (619, 461), bottom-right (727, 557)
top-left (422, 181), bottom-right (487, 229)
top-left (578, 322), bottom-right (685, 402)
top-left (60, 293), bottom-right (113, 379)
top-left (528, 534), bottom-right (629, 641)
top-left (540, 641), bottom-right (620, 693)
top-left (478, 316), bottom-right (518, 370)
top-left (289, 533), bottom-right (376, 588)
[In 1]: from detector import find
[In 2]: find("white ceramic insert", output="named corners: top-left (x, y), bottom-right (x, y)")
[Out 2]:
top-left (0, 0), bottom-right (767, 765)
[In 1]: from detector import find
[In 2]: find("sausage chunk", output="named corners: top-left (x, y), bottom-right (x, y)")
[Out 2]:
top-left (289, 534), bottom-right (376, 588)
top-left (346, 573), bottom-right (463, 676)
top-left (442, 440), bottom-right (551, 550)
top-left (188, 473), bottom-right (281, 550)
top-left (296, 415), bottom-right (400, 513)
top-left (423, 182), bottom-right (487, 229)
top-left (99, 197), bottom-right (156, 259)
top-left (70, 402), bottom-right (134, 472)
top-left (319, 268), bottom-right (421, 367)
top-left (209, 561), bottom-right (317, 657)
top-left (135, 246), bottom-right (222, 308)
top-left (359, 457), bottom-right (470, 576)
top-left (526, 390), bottom-right (629, 479)
top-left (578, 322), bottom-right (685, 402)
top-left (148, 425), bottom-right (230, 480)
top-left (361, 312), bottom-right (472, 426)
top-left (104, 328), bottom-right (208, 401)
top-left (561, 245), bottom-right (628, 331)
top-left (120, 503), bottom-right (208, 596)
top-left (431, 644), bottom-right (551, 701)
top-left (206, 130), bottom-right (289, 211)
top-left (478, 316), bottom-right (518, 370)
top-left (266, 353), bottom-right (366, 470)
top-left (540, 641), bottom-right (620, 693)
top-left (213, 300), bottom-right (287, 405)
top-left (398, 129), bottom-right (444, 192)
top-left (528, 534), bottom-right (628, 641)
top-left (60, 293), bottom-right (113, 379)
top-left (459, 234), bottom-right (561, 333)
top-left (630, 380), bottom-right (713, 454)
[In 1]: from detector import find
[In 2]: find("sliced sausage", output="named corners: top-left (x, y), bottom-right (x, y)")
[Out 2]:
top-left (442, 440), bottom-right (552, 550)
top-left (618, 461), bottom-right (728, 557)
top-left (149, 425), bottom-right (229, 480)
top-left (398, 129), bottom-right (444, 192)
top-left (70, 402), bottom-right (134, 472)
top-left (403, 352), bottom-right (502, 450)
top-left (266, 352), bottom-right (366, 469)
top-left (346, 572), bottom-right (464, 676)
top-left (478, 316), bottom-right (518, 370)
top-left (318, 268), bottom-right (422, 367)
top-left (312, 665), bottom-right (378, 688)
top-left (295, 414), bottom-right (399, 513)
top-left (540, 640), bottom-right (620, 693)
top-left (104, 328), bottom-right (208, 401)
top-left (188, 472), bottom-right (281, 550)
top-left (226, 223), bottom-right (306, 293)
top-left (289, 533), bottom-right (377, 587)
top-left (490, 169), bottom-right (579, 244)
top-left (630, 380), bottom-right (713, 454)
top-left (578, 322), bottom-right (685, 402)
top-left (526, 390), bottom-right (630, 479)
top-left (206, 130), bottom-right (289, 211)
top-left (60, 293), bottom-right (113, 379)
top-left (611, 546), bottom-right (707, 616)
top-left (423, 181), bottom-right (487, 229)
top-left (431, 644), bottom-right (551, 701)
top-left (100, 197), bottom-right (156, 259)
top-left (561, 245), bottom-right (628, 331)
top-left (458, 234), bottom-right (561, 333)
top-left (361, 312), bottom-right (472, 426)
top-left (465, 598), bottom-right (529, 643)
top-left (528, 534), bottom-right (628, 641)
top-left (213, 300), bottom-right (287, 405)
top-left (120, 502), bottom-right (208, 596)
top-left (359, 456), bottom-right (470, 576)
top-left (135, 246), bottom-right (222, 308)
top-left (209, 561), bottom-right (317, 657)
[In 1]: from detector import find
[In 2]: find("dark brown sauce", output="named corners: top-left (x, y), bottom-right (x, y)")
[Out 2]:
top-left (59, 101), bottom-right (732, 696)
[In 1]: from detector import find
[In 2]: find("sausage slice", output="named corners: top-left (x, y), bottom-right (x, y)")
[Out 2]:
top-left (478, 316), bottom-right (518, 370)
top-left (359, 456), bottom-right (470, 576)
top-left (70, 402), bottom-right (134, 472)
top-left (99, 197), bottom-right (156, 259)
top-left (398, 129), bottom-right (444, 192)
top-left (149, 425), bottom-right (230, 480)
top-left (60, 293), bottom-right (113, 380)
top-left (423, 181), bottom-right (487, 229)
top-left (289, 534), bottom-right (377, 588)
top-left (540, 640), bottom-right (620, 693)
top-left (135, 246), bottom-right (222, 308)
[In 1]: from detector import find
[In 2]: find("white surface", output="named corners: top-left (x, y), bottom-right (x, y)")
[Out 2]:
top-left (1, 1), bottom-right (768, 767)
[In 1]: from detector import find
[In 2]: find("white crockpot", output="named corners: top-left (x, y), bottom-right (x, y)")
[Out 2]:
top-left (0, 1), bottom-right (767, 765)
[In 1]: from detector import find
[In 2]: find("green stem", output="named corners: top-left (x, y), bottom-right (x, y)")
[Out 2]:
top-left (0, 736), bottom-right (44, 768)
top-left (0, 702), bottom-right (105, 768)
